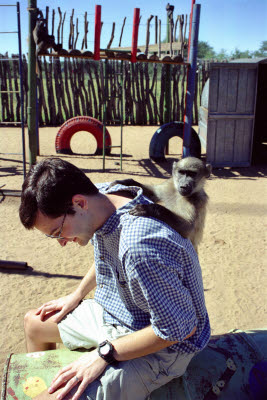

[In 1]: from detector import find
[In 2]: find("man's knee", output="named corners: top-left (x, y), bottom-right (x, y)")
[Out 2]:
top-left (24, 309), bottom-right (41, 339)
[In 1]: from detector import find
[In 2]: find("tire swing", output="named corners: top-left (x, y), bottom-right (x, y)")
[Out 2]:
top-left (149, 121), bottom-right (201, 162)
top-left (55, 116), bottom-right (112, 155)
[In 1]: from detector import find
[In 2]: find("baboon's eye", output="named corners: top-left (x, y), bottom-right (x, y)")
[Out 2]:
top-left (187, 171), bottom-right (197, 178)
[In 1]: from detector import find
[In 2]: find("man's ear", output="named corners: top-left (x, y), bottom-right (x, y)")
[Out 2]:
top-left (72, 194), bottom-right (88, 210)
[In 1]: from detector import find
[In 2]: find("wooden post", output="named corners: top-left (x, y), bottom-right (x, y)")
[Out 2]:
top-left (94, 5), bottom-right (101, 60)
top-left (164, 4), bottom-right (173, 128)
top-left (27, 0), bottom-right (38, 166)
top-left (155, 16), bottom-right (158, 44)
top-left (131, 8), bottom-right (140, 63)
top-left (158, 19), bottom-right (161, 57)
top-left (182, 4), bottom-right (200, 158)
top-left (57, 7), bottom-right (62, 44)
top-left (145, 15), bottom-right (153, 56)
top-left (187, 0), bottom-right (196, 60)
top-left (82, 12), bottom-right (88, 50)
top-left (107, 22), bottom-right (115, 49)
top-left (118, 17), bottom-right (126, 47)
top-left (0, 260), bottom-right (28, 270)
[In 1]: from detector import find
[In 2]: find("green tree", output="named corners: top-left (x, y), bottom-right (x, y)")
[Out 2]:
top-left (197, 41), bottom-right (216, 59)
top-left (253, 40), bottom-right (267, 57)
top-left (215, 48), bottom-right (230, 61)
top-left (230, 47), bottom-right (253, 59)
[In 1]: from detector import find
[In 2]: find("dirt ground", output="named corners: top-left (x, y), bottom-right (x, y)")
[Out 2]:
top-left (0, 126), bottom-right (266, 381)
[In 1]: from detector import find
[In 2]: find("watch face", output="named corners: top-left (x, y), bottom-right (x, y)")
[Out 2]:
top-left (98, 341), bottom-right (116, 364)
top-left (101, 343), bottom-right (111, 355)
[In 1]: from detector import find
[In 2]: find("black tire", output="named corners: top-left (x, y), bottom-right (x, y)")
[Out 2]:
top-left (149, 121), bottom-right (201, 162)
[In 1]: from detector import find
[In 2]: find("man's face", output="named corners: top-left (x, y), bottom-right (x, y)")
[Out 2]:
top-left (34, 205), bottom-right (95, 247)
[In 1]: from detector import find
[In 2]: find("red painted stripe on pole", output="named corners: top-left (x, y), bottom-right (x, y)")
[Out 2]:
top-left (131, 8), bottom-right (140, 63)
top-left (94, 5), bottom-right (101, 60)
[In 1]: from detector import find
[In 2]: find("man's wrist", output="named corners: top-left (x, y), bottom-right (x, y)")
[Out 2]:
top-left (73, 287), bottom-right (86, 301)
top-left (97, 340), bottom-right (117, 364)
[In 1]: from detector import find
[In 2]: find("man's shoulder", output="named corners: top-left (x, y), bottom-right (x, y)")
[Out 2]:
top-left (96, 182), bottom-right (110, 192)
top-left (96, 182), bottom-right (141, 196)
top-left (120, 213), bottom-right (190, 255)
top-left (119, 214), bottom-right (198, 279)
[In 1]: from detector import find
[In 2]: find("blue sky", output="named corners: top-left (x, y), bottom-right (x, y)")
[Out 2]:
top-left (0, 0), bottom-right (266, 56)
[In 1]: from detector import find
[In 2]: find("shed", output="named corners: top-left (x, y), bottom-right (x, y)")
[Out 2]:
top-left (198, 58), bottom-right (267, 167)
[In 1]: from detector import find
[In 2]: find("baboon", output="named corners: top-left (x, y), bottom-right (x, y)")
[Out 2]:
top-left (32, 11), bottom-right (61, 74)
top-left (110, 157), bottom-right (212, 253)
top-left (33, 21), bottom-right (61, 56)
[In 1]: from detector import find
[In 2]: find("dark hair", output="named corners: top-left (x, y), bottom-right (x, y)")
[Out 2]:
top-left (19, 157), bottom-right (99, 229)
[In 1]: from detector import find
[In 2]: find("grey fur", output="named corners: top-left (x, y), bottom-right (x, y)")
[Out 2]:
top-left (109, 157), bottom-right (211, 253)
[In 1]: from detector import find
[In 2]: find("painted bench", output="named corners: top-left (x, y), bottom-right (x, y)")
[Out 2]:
top-left (2, 329), bottom-right (267, 400)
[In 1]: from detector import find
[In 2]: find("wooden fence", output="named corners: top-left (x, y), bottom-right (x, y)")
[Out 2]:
top-left (0, 54), bottom-right (211, 126)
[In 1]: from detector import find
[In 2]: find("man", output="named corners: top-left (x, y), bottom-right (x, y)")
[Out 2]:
top-left (19, 157), bottom-right (210, 400)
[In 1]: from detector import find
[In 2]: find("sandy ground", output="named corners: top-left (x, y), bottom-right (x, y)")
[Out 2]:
top-left (0, 126), bottom-right (266, 381)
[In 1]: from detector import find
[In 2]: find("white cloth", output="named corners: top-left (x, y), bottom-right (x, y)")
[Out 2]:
top-left (58, 299), bottom-right (131, 350)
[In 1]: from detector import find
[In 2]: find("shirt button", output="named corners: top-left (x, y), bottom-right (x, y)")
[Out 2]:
top-left (99, 284), bottom-right (103, 288)
top-left (100, 256), bottom-right (104, 260)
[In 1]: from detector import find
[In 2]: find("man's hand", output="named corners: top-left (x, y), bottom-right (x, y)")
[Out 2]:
top-left (35, 292), bottom-right (81, 323)
top-left (48, 350), bottom-right (107, 400)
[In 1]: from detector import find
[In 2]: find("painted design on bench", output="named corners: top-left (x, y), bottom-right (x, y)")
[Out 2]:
top-left (26, 351), bottom-right (45, 359)
top-left (7, 387), bottom-right (19, 400)
top-left (22, 376), bottom-right (47, 398)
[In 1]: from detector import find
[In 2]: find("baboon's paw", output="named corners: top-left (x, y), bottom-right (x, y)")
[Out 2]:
top-left (129, 204), bottom-right (149, 217)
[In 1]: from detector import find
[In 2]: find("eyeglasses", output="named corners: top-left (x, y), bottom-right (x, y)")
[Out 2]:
top-left (45, 213), bottom-right (67, 240)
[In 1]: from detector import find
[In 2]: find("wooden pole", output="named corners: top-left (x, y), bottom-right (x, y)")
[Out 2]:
top-left (187, 0), bottom-right (196, 60)
top-left (107, 22), bottom-right (115, 49)
top-left (155, 16), bottom-right (158, 44)
top-left (118, 17), bottom-right (126, 47)
top-left (182, 4), bottom-right (200, 158)
top-left (164, 4), bottom-right (173, 128)
top-left (27, 0), bottom-right (37, 166)
top-left (57, 7), bottom-right (62, 44)
top-left (0, 260), bottom-right (28, 270)
top-left (94, 5), bottom-right (101, 60)
top-left (158, 19), bottom-right (161, 57)
top-left (131, 8), bottom-right (140, 63)
top-left (145, 15), bottom-right (153, 56)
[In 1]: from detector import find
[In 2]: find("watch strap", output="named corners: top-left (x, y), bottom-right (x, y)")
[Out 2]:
top-left (98, 340), bottom-right (117, 364)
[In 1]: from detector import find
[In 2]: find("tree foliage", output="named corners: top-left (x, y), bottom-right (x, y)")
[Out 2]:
top-left (197, 40), bottom-right (267, 60)
top-left (160, 38), bottom-right (266, 60)
top-left (197, 41), bottom-right (216, 59)
top-left (253, 40), bottom-right (267, 58)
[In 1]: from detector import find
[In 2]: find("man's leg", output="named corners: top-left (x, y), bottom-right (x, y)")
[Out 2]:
top-left (24, 309), bottom-right (62, 352)
top-left (34, 351), bottom-right (194, 400)
top-left (33, 361), bottom-right (150, 400)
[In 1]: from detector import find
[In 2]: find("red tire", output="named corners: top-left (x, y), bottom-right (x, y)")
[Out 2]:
top-left (55, 116), bottom-right (112, 155)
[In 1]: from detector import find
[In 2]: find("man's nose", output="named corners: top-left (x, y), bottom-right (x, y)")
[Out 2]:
top-left (57, 238), bottom-right (67, 247)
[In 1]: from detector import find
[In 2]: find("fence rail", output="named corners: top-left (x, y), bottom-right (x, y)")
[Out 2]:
top-left (0, 53), bottom-right (211, 126)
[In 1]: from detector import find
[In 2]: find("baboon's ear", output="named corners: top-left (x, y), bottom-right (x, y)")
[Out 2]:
top-left (172, 161), bottom-right (178, 173)
top-left (205, 164), bottom-right (212, 178)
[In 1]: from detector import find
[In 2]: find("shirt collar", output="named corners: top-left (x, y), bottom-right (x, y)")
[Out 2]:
top-left (94, 182), bottom-right (145, 236)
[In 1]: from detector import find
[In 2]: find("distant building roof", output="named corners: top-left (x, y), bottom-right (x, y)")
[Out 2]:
top-left (229, 57), bottom-right (267, 64)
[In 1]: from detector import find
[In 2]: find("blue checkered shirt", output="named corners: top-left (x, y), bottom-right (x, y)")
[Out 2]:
top-left (92, 182), bottom-right (210, 354)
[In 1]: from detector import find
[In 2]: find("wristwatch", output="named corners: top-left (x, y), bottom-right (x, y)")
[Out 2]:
top-left (97, 340), bottom-right (117, 364)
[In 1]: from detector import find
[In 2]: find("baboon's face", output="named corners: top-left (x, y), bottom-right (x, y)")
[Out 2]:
top-left (172, 158), bottom-right (211, 197)
top-left (174, 167), bottom-right (199, 196)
